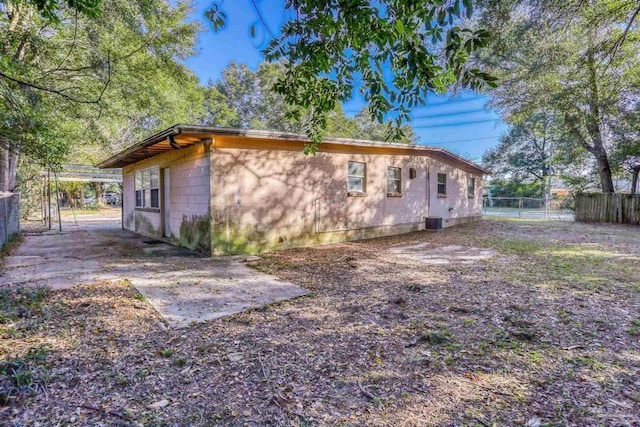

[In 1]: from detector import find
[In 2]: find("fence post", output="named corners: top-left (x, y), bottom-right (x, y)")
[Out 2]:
top-left (518, 198), bottom-right (523, 218)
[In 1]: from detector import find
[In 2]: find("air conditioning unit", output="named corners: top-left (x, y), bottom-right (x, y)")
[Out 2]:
top-left (424, 216), bottom-right (443, 230)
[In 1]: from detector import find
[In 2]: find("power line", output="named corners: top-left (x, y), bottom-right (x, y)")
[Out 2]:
top-left (413, 118), bottom-right (501, 129)
top-left (421, 135), bottom-right (503, 145)
top-left (412, 107), bottom-right (489, 120)
top-left (343, 95), bottom-right (490, 114)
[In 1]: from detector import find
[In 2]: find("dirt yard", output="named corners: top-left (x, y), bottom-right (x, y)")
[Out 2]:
top-left (2, 218), bottom-right (640, 426)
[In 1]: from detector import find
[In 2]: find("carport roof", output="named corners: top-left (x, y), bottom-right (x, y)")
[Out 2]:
top-left (97, 124), bottom-right (490, 174)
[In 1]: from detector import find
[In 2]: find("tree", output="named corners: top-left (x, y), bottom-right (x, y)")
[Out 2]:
top-left (475, 0), bottom-right (640, 193)
top-left (206, 0), bottom-right (495, 153)
top-left (482, 112), bottom-right (557, 197)
top-left (486, 177), bottom-right (542, 198)
top-left (610, 107), bottom-right (640, 194)
top-left (200, 61), bottom-right (418, 143)
top-left (0, 0), bottom-right (202, 191)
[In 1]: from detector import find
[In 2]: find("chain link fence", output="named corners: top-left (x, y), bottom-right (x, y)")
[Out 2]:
top-left (483, 196), bottom-right (574, 220)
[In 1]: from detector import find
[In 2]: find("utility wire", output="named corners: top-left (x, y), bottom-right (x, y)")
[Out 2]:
top-left (413, 118), bottom-right (501, 129)
top-left (421, 135), bottom-right (503, 145)
top-left (412, 108), bottom-right (489, 120)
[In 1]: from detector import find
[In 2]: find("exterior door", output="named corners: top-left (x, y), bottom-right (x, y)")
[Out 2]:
top-left (163, 168), bottom-right (171, 237)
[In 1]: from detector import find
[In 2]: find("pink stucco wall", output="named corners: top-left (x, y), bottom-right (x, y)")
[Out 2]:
top-left (209, 138), bottom-right (483, 254)
top-left (120, 137), bottom-right (482, 255)
top-left (122, 143), bottom-right (210, 250)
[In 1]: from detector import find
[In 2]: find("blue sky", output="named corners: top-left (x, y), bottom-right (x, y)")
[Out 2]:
top-left (184, 1), bottom-right (508, 163)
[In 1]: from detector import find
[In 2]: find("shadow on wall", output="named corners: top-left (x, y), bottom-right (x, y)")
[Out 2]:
top-left (210, 148), bottom-right (433, 255)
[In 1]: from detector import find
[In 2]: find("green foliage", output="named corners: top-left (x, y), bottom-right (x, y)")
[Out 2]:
top-left (1, 0), bottom-right (203, 185)
top-left (200, 61), bottom-right (418, 143)
top-left (0, 286), bottom-right (49, 325)
top-left (487, 178), bottom-right (542, 198)
top-left (482, 113), bottom-right (556, 182)
top-left (22, 0), bottom-right (102, 21)
top-left (475, 0), bottom-right (640, 193)
top-left (207, 1), bottom-right (494, 152)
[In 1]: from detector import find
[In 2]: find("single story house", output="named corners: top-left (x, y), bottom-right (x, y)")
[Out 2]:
top-left (98, 125), bottom-right (489, 255)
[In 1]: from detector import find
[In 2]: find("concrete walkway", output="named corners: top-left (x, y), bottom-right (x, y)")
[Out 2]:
top-left (1, 215), bottom-right (308, 328)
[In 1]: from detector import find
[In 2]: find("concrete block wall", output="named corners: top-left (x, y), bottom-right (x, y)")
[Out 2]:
top-left (0, 192), bottom-right (20, 246)
top-left (428, 158), bottom-right (483, 227)
top-left (210, 137), bottom-right (483, 254)
top-left (122, 143), bottom-right (211, 252)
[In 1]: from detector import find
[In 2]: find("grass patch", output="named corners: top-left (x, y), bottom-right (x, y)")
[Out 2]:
top-left (626, 320), bottom-right (640, 336)
top-left (0, 232), bottom-right (23, 268)
top-left (479, 236), bottom-right (544, 254)
top-left (0, 286), bottom-right (50, 325)
top-left (0, 345), bottom-right (51, 405)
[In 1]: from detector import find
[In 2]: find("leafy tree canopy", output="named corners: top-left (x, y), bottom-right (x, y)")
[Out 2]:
top-left (206, 0), bottom-right (495, 153)
top-left (474, 0), bottom-right (640, 193)
top-left (200, 61), bottom-right (418, 143)
top-left (1, 0), bottom-right (203, 191)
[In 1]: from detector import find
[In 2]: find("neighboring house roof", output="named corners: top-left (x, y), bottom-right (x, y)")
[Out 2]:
top-left (97, 124), bottom-right (490, 175)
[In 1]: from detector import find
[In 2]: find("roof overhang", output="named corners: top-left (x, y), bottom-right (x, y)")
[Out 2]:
top-left (97, 124), bottom-right (491, 175)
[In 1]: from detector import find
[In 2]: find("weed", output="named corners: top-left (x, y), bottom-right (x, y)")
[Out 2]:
top-left (0, 354), bottom-right (49, 404)
top-left (0, 286), bottom-right (49, 324)
top-left (174, 355), bottom-right (187, 367)
top-left (159, 348), bottom-right (174, 357)
top-left (626, 320), bottom-right (640, 336)
top-left (528, 350), bottom-right (544, 365)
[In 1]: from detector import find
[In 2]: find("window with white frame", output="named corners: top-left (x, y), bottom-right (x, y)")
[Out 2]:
top-left (347, 161), bottom-right (366, 193)
top-left (387, 167), bottom-right (401, 195)
top-left (467, 177), bottom-right (476, 197)
top-left (437, 173), bottom-right (447, 196)
top-left (135, 167), bottom-right (160, 209)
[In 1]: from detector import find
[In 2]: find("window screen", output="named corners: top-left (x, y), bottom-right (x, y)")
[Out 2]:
top-left (437, 173), bottom-right (447, 196)
top-left (135, 167), bottom-right (160, 208)
top-left (348, 161), bottom-right (366, 193)
top-left (387, 167), bottom-right (401, 194)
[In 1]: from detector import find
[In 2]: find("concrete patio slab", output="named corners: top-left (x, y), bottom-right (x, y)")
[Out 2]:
top-left (389, 242), bottom-right (495, 265)
top-left (1, 214), bottom-right (309, 328)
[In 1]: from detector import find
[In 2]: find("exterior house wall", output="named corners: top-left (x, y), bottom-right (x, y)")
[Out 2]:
top-left (429, 158), bottom-right (483, 227)
top-left (209, 137), bottom-right (482, 254)
top-left (122, 143), bottom-right (211, 252)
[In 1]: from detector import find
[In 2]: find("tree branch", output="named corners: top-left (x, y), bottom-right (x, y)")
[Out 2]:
top-left (611, 1), bottom-right (640, 59)
top-left (249, 0), bottom-right (276, 40)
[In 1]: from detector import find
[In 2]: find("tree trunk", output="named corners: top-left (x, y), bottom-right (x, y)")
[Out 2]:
top-left (632, 167), bottom-right (640, 195)
top-left (594, 148), bottom-right (615, 193)
top-left (585, 35), bottom-right (615, 194)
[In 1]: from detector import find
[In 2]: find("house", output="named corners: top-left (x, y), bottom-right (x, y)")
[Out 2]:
top-left (98, 125), bottom-right (489, 255)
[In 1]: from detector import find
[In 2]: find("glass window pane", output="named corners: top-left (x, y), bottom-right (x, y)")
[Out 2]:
top-left (388, 167), bottom-right (400, 180)
top-left (135, 190), bottom-right (142, 207)
top-left (135, 172), bottom-right (142, 190)
top-left (150, 168), bottom-right (159, 189)
top-left (348, 161), bottom-right (365, 177)
top-left (143, 170), bottom-right (150, 190)
top-left (348, 177), bottom-right (363, 192)
top-left (150, 189), bottom-right (159, 208)
top-left (438, 173), bottom-right (446, 184)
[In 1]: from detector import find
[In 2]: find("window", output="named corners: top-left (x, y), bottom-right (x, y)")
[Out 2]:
top-left (437, 173), bottom-right (447, 196)
top-left (467, 177), bottom-right (476, 197)
top-left (135, 167), bottom-right (160, 209)
top-left (347, 161), bottom-right (366, 193)
top-left (387, 167), bottom-right (402, 195)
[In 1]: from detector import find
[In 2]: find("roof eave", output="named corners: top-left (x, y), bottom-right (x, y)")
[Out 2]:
top-left (97, 124), bottom-right (490, 175)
